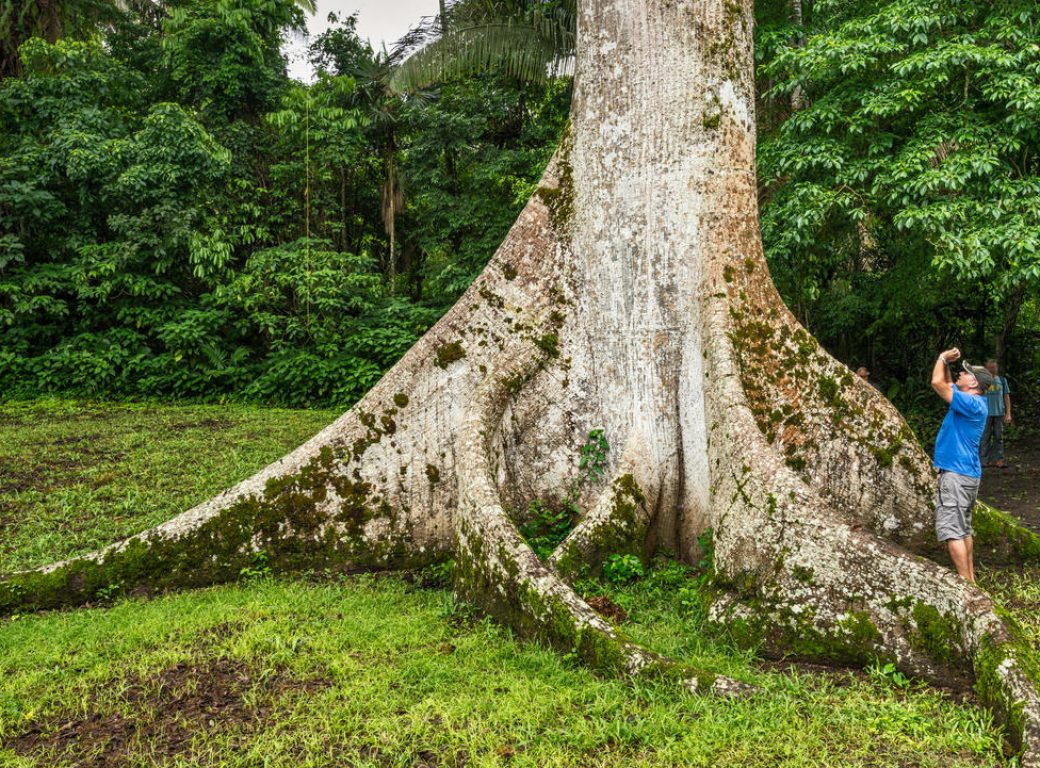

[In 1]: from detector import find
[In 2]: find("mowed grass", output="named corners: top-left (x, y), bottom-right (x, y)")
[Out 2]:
top-left (0, 399), bottom-right (1024, 767)
top-left (0, 398), bottom-right (338, 572)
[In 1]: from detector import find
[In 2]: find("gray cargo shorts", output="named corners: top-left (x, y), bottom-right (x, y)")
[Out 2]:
top-left (935, 470), bottom-right (980, 542)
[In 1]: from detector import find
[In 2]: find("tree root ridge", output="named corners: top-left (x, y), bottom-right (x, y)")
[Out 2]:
top-left (549, 437), bottom-right (656, 581)
top-left (0, 158), bottom-right (570, 614)
top-left (708, 468), bottom-right (1040, 760)
top-left (0, 445), bottom-right (445, 614)
top-left (974, 502), bottom-right (1040, 566)
top-left (698, 233), bottom-right (1040, 759)
top-left (713, 242), bottom-right (939, 552)
top-left (454, 346), bottom-right (752, 695)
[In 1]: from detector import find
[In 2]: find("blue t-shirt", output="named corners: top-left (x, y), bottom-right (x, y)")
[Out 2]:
top-left (933, 389), bottom-right (988, 478)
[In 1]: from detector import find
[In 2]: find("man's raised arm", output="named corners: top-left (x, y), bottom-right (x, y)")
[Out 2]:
top-left (932, 348), bottom-right (958, 404)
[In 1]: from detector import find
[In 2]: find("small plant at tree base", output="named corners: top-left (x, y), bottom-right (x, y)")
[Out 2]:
top-left (519, 430), bottom-right (609, 560)
top-left (95, 583), bottom-right (123, 603)
top-left (603, 554), bottom-right (645, 585)
top-left (239, 550), bottom-right (272, 581)
top-left (869, 660), bottom-right (911, 689)
top-left (519, 500), bottom-right (578, 560)
top-left (419, 559), bottom-right (455, 588)
top-left (437, 592), bottom-right (478, 626)
top-left (693, 528), bottom-right (716, 588)
top-left (577, 428), bottom-right (609, 484)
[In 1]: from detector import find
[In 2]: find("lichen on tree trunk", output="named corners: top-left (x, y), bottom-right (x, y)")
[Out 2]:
top-left (4, 0), bottom-right (1040, 761)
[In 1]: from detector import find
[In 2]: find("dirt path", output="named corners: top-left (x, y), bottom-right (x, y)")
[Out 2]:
top-left (979, 430), bottom-right (1040, 533)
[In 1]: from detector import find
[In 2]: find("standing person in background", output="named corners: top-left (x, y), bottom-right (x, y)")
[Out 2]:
top-left (980, 359), bottom-right (1012, 468)
top-left (931, 349), bottom-right (992, 582)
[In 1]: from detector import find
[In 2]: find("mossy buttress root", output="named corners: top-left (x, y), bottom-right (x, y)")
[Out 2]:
top-left (551, 464), bottom-right (652, 582)
top-left (0, 447), bottom-right (440, 613)
top-left (454, 515), bottom-right (749, 695)
top-left (973, 503), bottom-right (1040, 565)
top-left (706, 525), bottom-right (1040, 761)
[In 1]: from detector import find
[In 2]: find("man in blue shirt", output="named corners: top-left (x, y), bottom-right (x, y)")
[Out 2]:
top-left (930, 348), bottom-right (993, 582)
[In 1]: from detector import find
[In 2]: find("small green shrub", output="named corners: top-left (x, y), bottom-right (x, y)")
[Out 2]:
top-left (239, 550), bottom-right (272, 581)
top-left (603, 554), bottom-right (645, 585)
top-left (518, 430), bottom-right (611, 560)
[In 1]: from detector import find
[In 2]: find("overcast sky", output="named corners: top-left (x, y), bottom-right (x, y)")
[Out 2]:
top-left (285, 0), bottom-right (440, 82)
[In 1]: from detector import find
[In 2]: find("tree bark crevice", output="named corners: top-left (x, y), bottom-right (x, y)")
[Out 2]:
top-left (453, 337), bottom-right (752, 696)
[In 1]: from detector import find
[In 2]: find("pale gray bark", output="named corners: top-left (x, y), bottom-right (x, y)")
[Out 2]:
top-left (4, 0), bottom-right (1040, 760)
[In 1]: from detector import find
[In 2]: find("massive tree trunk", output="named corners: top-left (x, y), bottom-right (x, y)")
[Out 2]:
top-left (5, 0), bottom-right (1040, 759)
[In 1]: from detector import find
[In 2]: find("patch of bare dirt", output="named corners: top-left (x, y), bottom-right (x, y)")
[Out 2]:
top-left (585, 595), bottom-right (628, 623)
top-left (6, 656), bottom-right (330, 767)
top-left (0, 451), bottom-right (128, 495)
top-left (165, 417), bottom-right (237, 433)
top-left (34, 434), bottom-right (98, 447)
top-left (979, 432), bottom-right (1040, 533)
top-left (0, 468), bottom-right (36, 495)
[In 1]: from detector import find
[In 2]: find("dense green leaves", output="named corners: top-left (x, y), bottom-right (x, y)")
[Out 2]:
top-left (756, 0), bottom-right (1040, 409)
top-left (0, 0), bottom-right (1036, 419)
top-left (0, 4), bottom-right (566, 407)
top-left (390, 0), bottom-right (576, 93)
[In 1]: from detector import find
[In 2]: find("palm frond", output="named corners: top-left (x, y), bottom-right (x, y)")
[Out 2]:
top-left (390, 19), bottom-right (568, 94)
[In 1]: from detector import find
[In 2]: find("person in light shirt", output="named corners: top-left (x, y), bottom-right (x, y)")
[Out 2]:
top-left (979, 358), bottom-right (1012, 468)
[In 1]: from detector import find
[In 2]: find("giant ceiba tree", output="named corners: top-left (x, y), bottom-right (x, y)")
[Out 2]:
top-left (5, 0), bottom-right (1040, 760)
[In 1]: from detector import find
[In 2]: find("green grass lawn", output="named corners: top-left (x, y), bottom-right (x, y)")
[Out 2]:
top-left (0, 398), bottom-right (338, 572)
top-left (0, 398), bottom-right (1031, 767)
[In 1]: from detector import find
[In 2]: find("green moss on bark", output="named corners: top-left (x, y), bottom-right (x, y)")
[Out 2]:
top-left (974, 504), bottom-right (1040, 564)
top-left (554, 474), bottom-right (647, 581)
top-left (972, 630), bottom-right (1038, 756)
top-left (533, 333), bottom-right (560, 358)
top-left (434, 341), bottom-right (467, 369)
top-left (709, 590), bottom-right (888, 667)
top-left (907, 602), bottom-right (966, 667)
top-left (534, 124), bottom-right (574, 231)
top-left (0, 448), bottom-right (438, 614)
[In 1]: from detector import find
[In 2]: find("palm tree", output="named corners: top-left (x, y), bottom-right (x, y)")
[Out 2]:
top-left (390, 0), bottom-right (576, 94)
top-left (0, 0), bottom-right (115, 77)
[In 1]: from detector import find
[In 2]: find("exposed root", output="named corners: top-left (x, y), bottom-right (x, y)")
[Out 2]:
top-left (454, 346), bottom-right (752, 696)
top-left (0, 445), bottom-right (437, 613)
top-left (710, 504), bottom-right (1040, 761)
top-left (700, 223), bottom-right (1040, 760)
top-left (0, 157), bottom-right (568, 615)
top-left (974, 502), bottom-right (1040, 566)
top-left (549, 435), bottom-right (657, 581)
top-left (704, 375), bottom-right (1040, 759)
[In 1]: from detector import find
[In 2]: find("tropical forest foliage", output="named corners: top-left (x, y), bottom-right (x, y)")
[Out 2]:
top-left (0, 0), bottom-right (1037, 425)
top-left (0, 2), bottom-right (568, 406)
